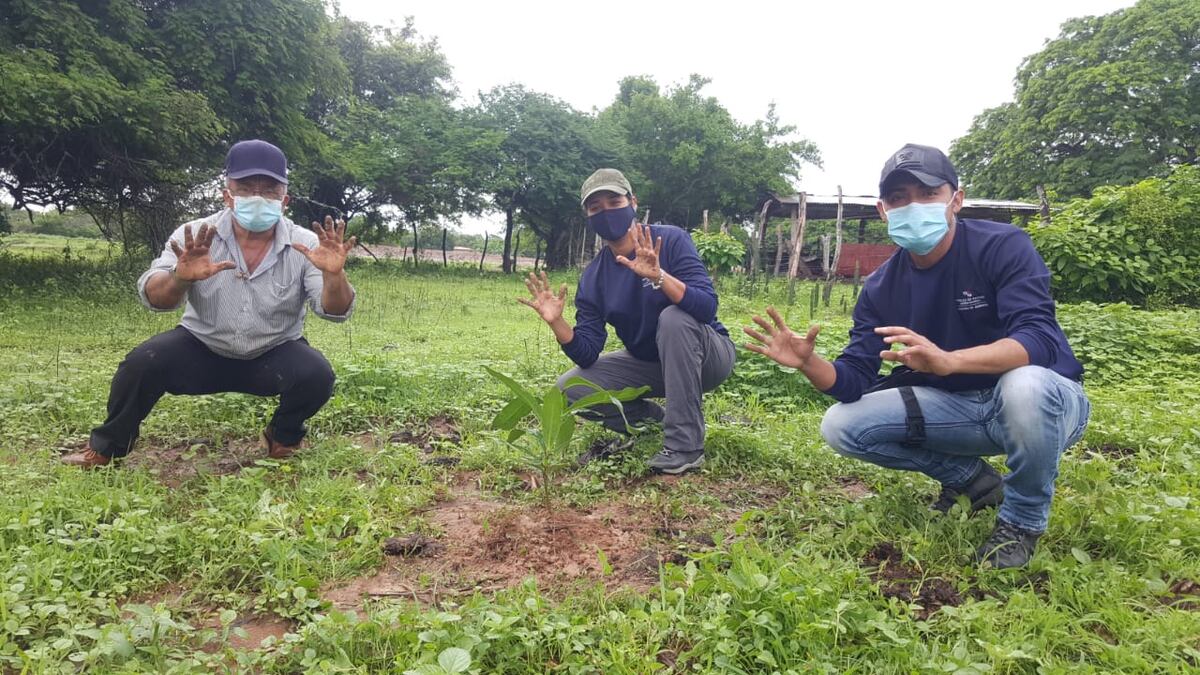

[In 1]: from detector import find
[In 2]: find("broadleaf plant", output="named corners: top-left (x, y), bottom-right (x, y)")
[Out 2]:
top-left (485, 367), bottom-right (648, 503)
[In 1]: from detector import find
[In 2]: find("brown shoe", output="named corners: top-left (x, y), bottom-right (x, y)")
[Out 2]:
top-left (263, 428), bottom-right (300, 459)
top-left (61, 446), bottom-right (112, 469)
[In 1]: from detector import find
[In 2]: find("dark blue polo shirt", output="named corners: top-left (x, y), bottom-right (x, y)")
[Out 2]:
top-left (562, 225), bottom-right (727, 368)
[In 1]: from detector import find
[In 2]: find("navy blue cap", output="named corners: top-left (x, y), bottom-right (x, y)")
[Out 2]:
top-left (879, 143), bottom-right (957, 196)
top-left (225, 140), bottom-right (288, 185)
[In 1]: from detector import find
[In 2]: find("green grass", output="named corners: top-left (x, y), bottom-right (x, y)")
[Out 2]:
top-left (1, 233), bottom-right (120, 260)
top-left (0, 245), bottom-right (1197, 673)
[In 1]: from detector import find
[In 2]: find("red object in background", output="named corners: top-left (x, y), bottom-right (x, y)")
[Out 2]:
top-left (837, 243), bottom-right (897, 277)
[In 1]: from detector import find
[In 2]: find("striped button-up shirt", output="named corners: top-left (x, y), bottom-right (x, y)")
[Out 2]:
top-left (137, 209), bottom-right (355, 359)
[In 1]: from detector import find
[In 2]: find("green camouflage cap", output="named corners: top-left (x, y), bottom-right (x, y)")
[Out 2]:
top-left (580, 168), bottom-right (633, 206)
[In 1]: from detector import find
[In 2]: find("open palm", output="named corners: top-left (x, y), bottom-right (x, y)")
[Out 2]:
top-left (518, 271), bottom-right (567, 324)
top-left (294, 215), bottom-right (356, 274)
top-left (743, 307), bottom-right (822, 370)
top-left (170, 223), bottom-right (236, 281)
top-left (614, 221), bottom-right (662, 280)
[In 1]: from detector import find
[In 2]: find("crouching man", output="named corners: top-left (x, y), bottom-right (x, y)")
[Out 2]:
top-left (518, 169), bottom-right (736, 474)
top-left (62, 140), bottom-right (356, 468)
top-left (744, 144), bottom-right (1089, 568)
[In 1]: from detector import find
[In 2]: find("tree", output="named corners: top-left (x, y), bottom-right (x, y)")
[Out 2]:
top-left (288, 17), bottom-right (495, 228)
top-left (596, 75), bottom-right (820, 227)
top-left (951, 0), bottom-right (1200, 200)
top-left (151, 0), bottom-right (347, 171)
top-left (477, 85), bottom-right (609, 270)
top-left (0, 0), bottom-right (224, 251)
top-left (0, 2), bottom-right (493, 252)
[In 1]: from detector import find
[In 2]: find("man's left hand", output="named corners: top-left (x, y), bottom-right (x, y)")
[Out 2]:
top-left (615, 221), bottom-right (663, 281)
top-left (295, 215), bottom-right (356, 274)
top-left (876, 326), bottom-right (958, 376)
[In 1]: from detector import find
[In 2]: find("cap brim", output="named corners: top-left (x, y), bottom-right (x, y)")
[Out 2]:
top-left (880, 169), bottom-right (946, 195)
top-left (581, 184), bottom-right (629, 206)
top-left (227, 168), bottom-right (289, 185)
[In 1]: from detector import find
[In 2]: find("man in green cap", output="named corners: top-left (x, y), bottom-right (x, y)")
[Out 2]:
top-left (518, 169), bottom-right (736, 474)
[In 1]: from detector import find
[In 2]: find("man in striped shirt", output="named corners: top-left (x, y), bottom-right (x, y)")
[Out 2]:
top-left (62, 140), bottom-right (357, 468)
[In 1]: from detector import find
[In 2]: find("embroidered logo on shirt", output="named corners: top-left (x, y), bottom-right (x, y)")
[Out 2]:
top-left (955, 289), bottom-right (989, 311)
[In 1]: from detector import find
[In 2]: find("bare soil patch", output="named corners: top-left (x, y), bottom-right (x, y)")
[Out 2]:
top-left (1089, 443), bottom-right (1138, 459)
top-left (223, 614), bottom-right (294, 651)
top-left (861, 541), bottom-right (962, 620)
top-left (832, 475), bottom-right (874, 501)
top-left (1163, 578), bottom-right (1200, 610)
top-left (389, 413), bottom-right (462, 453)
top-left (382, 533), bottom-right (441, 556)
top-left (324, 487), bottom-right (660, 610)
top-left (352, 245), bottom-right (535, 270)
top-left (122, 583), bottom-right (189, 614)
top-left (323, 476), bottom-right (781, 610)
top-left (122, 437), bottom-right (266, 487)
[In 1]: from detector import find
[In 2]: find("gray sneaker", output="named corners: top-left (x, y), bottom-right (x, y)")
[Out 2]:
top-left (576, 436), bottom-right (637, 467)
top-left (648, 448), bottom-right (705, 475)
top-left (976, 518), bottom-right (1042, 569)
top-left (931, 463), bottom-right (1004, 514)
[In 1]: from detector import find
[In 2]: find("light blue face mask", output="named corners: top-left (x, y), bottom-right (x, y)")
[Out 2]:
top-left (885, 196), bottom-right (953, 255)
top-left (232, 196), bottom-right (283, 233)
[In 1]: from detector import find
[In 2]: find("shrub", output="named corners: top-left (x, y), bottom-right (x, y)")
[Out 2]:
top-left (691, 230), bottom-right (745, 275)
top-left (1029, 165), bottom-right (1200, 307)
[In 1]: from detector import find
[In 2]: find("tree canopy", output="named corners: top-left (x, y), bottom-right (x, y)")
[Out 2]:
top-left (598, 75), bottom-right (820, 227)
top-left (475, 85), bottom-right (610, 270)
top-left (951, 0), bottom-right (1200, 200)
top-left (0, 1), bottom-right (821, 263)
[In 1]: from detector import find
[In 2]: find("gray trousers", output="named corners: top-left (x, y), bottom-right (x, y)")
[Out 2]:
top-left (557, 305), bottom-right (737, 454)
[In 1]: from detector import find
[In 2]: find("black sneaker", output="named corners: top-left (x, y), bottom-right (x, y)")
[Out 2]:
top-left (931, 463), bottom-right (1004, 514)
top-left (576, 436), bottom-right (637, 467)
top-left (976, 519), bottom-right (1042, 569)
top-left (648, 448), bottom-right (705, 475)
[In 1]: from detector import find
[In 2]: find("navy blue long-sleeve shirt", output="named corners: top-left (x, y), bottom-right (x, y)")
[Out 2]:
top-left (561, 225), bottom-right (728, 368)
top-left (825, 218), bottom-right (1084, 403)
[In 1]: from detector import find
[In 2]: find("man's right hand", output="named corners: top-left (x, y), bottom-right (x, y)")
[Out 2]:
top-left (518, 271), bottom-right (567, 324)
top-left (743, 306), bottom-right (821, 370)
top-left (169, 223), bottom-right (236, 282)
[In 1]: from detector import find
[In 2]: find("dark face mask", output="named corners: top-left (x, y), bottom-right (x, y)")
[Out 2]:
top-left (587, 204), bottom-right (635, 241)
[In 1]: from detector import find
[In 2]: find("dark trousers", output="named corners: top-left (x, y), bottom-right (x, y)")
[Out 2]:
top-left (90, 326), bottom-right (335, 458)
top-left (557, 306), bottom-right (737, 454)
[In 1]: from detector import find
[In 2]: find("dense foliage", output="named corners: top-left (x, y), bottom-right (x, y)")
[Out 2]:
top-left (1029, 164), bottom-right (1200, 307)
top-left (691, 230), bottom-right (746, 275)
top-left (951, 0), bottom-right (1199, 200)
top-left (597, 75), bottom-right (821, 228)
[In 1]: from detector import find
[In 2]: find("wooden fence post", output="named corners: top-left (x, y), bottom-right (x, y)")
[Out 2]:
top-left (786, 192), bottom-right (808, 305)
top-left (479, 233), bottom-right (489, 272)
top-left (820, 234), bottom-right (831, 277)
top-left (749, 199), bottom-right (772, 278)
top-left (442, 228), bottom-right (448, 267)
top-left (773, 217), bottom-right (785, 276)
top-left (828, 185), bottom-right (844, 280)
top-left (1036, 184), bottom-right (1052, 225)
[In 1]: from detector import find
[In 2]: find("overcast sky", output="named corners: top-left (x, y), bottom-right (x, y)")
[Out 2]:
top-left (340, 0), bottom-right (1133, 233)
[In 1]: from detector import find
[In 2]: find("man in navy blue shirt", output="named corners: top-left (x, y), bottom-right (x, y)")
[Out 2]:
top-left (519, 169), bottom-right (736, 474)
top-left (744, 145), bottom-right (1090, 568)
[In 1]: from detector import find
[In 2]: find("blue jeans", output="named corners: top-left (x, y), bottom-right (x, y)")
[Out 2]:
top-left (820, 366), bottom-right (1090, 532)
